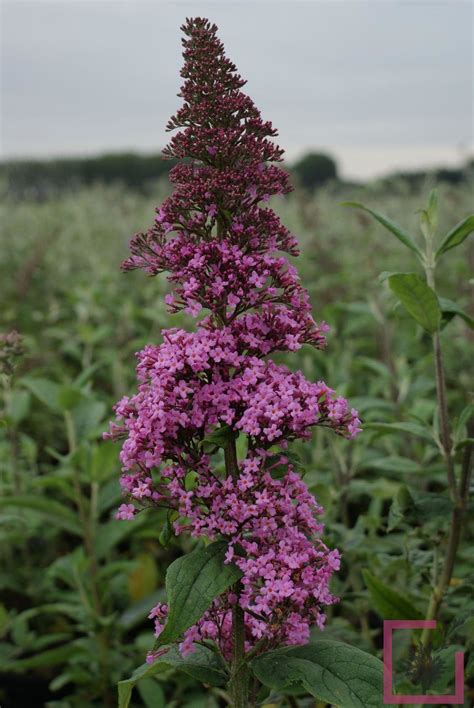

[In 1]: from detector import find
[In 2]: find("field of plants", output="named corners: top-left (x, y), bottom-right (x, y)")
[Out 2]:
top-left (0, 174), bottom-right (473, 707)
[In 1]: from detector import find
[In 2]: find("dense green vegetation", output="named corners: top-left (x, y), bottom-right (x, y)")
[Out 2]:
top-left (0, 177), bottom-right (472, 707)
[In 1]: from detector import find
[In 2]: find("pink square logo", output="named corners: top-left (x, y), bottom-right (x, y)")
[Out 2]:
top-left (383, 620), bottom-right (464, 704)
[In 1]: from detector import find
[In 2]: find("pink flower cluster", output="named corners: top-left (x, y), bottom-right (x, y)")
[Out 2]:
top-left (147, 455), bottom-right (340, 660)
top-left (122, 24), bottom-right (320, 352)
top-left (107, 17), bottom-right (361, 665)
top-left (106, 327), bottom-right (360, 477)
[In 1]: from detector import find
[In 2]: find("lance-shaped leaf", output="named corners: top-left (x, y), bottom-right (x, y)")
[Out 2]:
top-left (252, 639), bottom-right (384, 708)
top-left (388, 273), bottom-right (441, 333)
top-left (426, 189), bottom-right (438, 232)
top-left (3, 642), bottom-right (79, 671)
top-left (436, 214), bottom-right (474, 258)
top-left (157, 540), bottom-right (242, 646)
top-left (364, 421), bottom-right (435, 443)
top-left (0, 496), bottom-right (81, 536)
top-left (438, 296), bottom-right (474, 329)
top-left (362, 570), bottom-right (423, 620)
top-left (118, 645), bottom-right (228, 708)
top-left (342, 202), bottom-right (422, 256)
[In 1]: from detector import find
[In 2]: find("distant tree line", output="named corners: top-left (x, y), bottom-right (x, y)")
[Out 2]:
top-left (0, 153), bottom-right (178, 198)
top-left (0, 150), bottom-right (472, 198)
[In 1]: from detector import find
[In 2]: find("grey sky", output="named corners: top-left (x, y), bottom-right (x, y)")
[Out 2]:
top-left (1, 0), bottom-right (473, 178)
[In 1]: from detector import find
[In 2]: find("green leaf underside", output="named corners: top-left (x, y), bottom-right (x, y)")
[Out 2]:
top-left (342, 202), bottom-right (421, 256)
top-left (388, 273), bottom-right (441, 333)
top-left (137, 679), bottom-right (165, 708)
top-left (436, 214), bottom-right (474, 257)
top-left (252, 639), bottom-right (383, 708)
top-left (362, 571), bottom-right (423, 620)
top-left (118, 645), bottom-right (228, 708)
top-left (157, 540), bottom-right (242, 646)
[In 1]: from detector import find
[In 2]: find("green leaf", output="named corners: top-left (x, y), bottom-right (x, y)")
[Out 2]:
top-left (456, 437), bottom-right (474, 450)
top-left (118, 589), bottom-right (165, 631)
top-left (387, 485), bottom-right (415, 531)
top-left (362, 456), bottom-right (421, 474)
top-left (438, 296), bottom-right (474, 329)
top-left (410, 492), bottom-right (454, 522)
top-left (419, 209), bottom-right (431, 241)
top-left (95, 518), bottom-right (144, 559)
top-left (118, 678), bottom-right (136, 708)
top-left (427, 189), bottom-right (438, 232)
top-left (388, 485), bottom-right (453, 530)
top-left (454, 404), bottom-right (474, 444)
top-left (346, 397), bottom-right (394, 414)
top-left (3, 642), bottom-right (79, 671)
top-left (184, 470), bottom-right (199, 491)
top-left (158, 645), bottom-right (228, 686)
top-left (342, 202), bottom-right (422, 256)
top-left (159, 510), bottom-right (177, 547)
top-left (21, 377), bottom-right (61, 412)
top-left (7, 390), bottom-right (31, 425)
top-left (378, 271), bottom-right (397, 284)
top-left (0, 495), bottom-right (81, 535)
top-left (92, 442), bottom-right (117, 482)
top-left (137, 678), bottom-right (165, 708)
top-left (57, 385), bottom-right (83, 411)
top-left (97, 483), bottom-right (121, 520)
top-left (365, 421), bottom-right (434, 443)
top-left (199, 424), bottom-right (236, 451)
top-left (388, 273), bottom-right (441, 333)
top-left (157, 540), bottom-right (242, 646)
top-left (72, 398), bottom-right (106, 440)
top-left (118, 645), bottom-right (228, 708)
top-left (436, 214), bottom-right (474, 257)
top-left (252, 639), bottom-right (383, 707)
top-left (362, 571), bottom-right (422, 620)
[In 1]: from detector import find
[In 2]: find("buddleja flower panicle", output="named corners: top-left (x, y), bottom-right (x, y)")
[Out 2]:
top-left (108, 16), bottom-right (361, 662)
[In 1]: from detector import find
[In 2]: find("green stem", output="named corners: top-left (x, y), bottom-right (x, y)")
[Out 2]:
top-left (225, 440), bottom-right (250, 707)
top-left (64, 412), bottom-right (114, 707)
top-left (420, 428), bottom-right (472, 646)
top-left (424, 261), bottom-right (456, 499)
top-left (431, 332), bottom-right (457, 502)
top-left (419, 250), bottom-right (472, 647)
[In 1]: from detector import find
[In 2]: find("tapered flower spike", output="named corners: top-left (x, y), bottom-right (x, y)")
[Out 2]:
top-left (107, 16), bottom-right (361, 663)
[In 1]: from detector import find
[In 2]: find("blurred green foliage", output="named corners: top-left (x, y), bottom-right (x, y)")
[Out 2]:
top-left (0, 175), bottom-right (472, 706)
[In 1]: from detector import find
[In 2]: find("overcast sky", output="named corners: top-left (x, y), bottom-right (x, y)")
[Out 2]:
top-left (1, 0), bottom-right (472, 178)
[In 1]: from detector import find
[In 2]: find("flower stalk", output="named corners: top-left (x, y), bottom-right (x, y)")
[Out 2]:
top-left (419, 206), bottom-right (472, 647)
